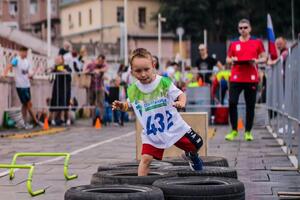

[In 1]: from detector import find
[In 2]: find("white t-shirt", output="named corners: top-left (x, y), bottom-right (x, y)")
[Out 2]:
top-left (127, 75), bottom-right (191, 148)
top-left (11, 56), bottom-right (31, 88)
top-left (63, 52), bottom-right (73, 71)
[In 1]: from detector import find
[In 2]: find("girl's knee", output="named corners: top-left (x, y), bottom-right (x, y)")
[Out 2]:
top-left (140, 155), bottom-right (153, 166)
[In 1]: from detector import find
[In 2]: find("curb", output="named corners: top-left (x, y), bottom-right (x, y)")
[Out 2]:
top-left (0, 128), bottom-right (67, 139)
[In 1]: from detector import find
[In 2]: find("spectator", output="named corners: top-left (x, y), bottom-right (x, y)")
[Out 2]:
top-left (187, 72), bottom-right (201, 88)
top-left (267, 36), bottom-right (288, 65)
top-left (2, 47), bottom-right (42, 128)
top-left (152, 55), bottom-right (161, 73)
top-left (165, 62), bottom-right (176, 80)
top-left (275, 37), bottom-right (288, 60)
top-left (183, 66), bottom-right (193, 83)
top-left (78, 45), bottom-right (88, 68)
top-left (49, 55), bottom-right (72, 126)
top-left (257, 70), bottom-right (267, 103)
top-left (225, 18), bottom-right (267, 141)
top-left (72, 51), bottom-right (82, 73)
top-left (211, 70), bottom-right (231, 105)
top-left (117, 63), bottom-right (130, 86)
top-left (85, 55), bottom-right (108, 125)
top-left (195, 44), bottom-right (223, 84)
top-left (109, 76), bottom-right (126, 126)
top-left (173, 62), bottom-right (182, 85)
top-left (59, 41), bottom-right (74, 72)
top-left (58, 42), bottom-right (68, 56)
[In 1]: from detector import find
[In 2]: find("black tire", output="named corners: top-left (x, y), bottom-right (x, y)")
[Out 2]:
top-left (91, 169), bottom-right (176, 185)
top-left (203, 156), bottom-right (229, 167)
top-left (159, 166), bottom-right (237, 179)
top-left (65, 184), bottom-right (164, 200)
top-left (164, 156), bottom-right (229, 167)
top-left (97, 161), bottom-right (172, 172)
top-left (153, 176), bottom-right (245, 200)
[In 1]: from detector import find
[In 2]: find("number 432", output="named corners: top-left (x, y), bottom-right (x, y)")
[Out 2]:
top-left (146, 111), bottom-right (174, 135)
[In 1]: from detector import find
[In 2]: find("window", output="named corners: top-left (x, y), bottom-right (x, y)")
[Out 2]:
top-left (30, 0), bottom-right (38, 15)
top-left (138, 7), bottom-right (146, 27)
top-left (68, 14), bottom-right (73, 29)
top-left (78, 12), bottom-right (81, 27)
top-left (89, 9), bottom-right (92, 25)
top-left (0, 0), bottom-right (3, 16)
top-left (117, 6), bottom-right (124, 22)
top-left (51, 0), bottom-right (57, 14)
top-left (9, 0), bottom-right (18, 16)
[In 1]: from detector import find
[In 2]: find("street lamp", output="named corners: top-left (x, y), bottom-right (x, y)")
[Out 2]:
top-left (124, 0), bottom-right (128, 66)
top-left (47, 0), bottom-right (51, 67)
top-left (158, 13), bottom-right (166, 70)
top-left (203, 29), bottom-right (207, 46)
top-left (291, 0), bottom-right (295, 41)
top-left (176, 27), bottom-right (184, 59)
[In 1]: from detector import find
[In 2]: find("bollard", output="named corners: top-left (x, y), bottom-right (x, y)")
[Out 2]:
top-left (0, 164), bottom-right (45, 196)
top-left (9, 152), bottom-right (78, 181)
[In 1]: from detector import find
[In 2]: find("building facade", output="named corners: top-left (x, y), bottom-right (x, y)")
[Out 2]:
top-left (0, 0), bottom-right (61, 45)
top-left (60, 0), bottom-right (180, 64)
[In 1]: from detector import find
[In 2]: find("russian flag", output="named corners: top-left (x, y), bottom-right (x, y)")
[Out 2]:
top-left (267, 14), bottom-right (278, 60)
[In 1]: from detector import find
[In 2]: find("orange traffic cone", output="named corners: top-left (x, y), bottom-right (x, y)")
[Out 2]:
top-left (237, 118), bottom-right (244, 130)
top-left (43, 116), bottom-right (49, 130)
top-left (95, 118), bottom-right (101, 129)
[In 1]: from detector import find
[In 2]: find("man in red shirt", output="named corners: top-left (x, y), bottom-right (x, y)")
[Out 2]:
top-left (225, 19), bottom-right (267, 141)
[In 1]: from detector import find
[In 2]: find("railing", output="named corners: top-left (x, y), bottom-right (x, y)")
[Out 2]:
top-left (266, 38), bottom-right (300, 169)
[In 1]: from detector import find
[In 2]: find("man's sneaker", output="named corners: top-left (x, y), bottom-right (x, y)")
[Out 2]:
top-left (244, 131), bottom-right (254, 141)
top-left (225, 130), bottom-right (238, 141)
top-left (66, 119), bottom-right (71, 126)
top-left (24, 123), bottom-right (33, 130)
top-left (36, 121), bottom-right (44, 127)
top-left (182, 152), bottom-right (203, 171)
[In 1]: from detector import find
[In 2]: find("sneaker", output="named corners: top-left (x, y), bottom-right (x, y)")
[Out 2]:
top-left (182, 152), bottom-right (203, 171)
top-left (66, 119), bottom-right (71, 126)
top-left (244, 131), bottom-right (254, 141)
top-left (225, 130), bottom-right (238, 141)
top-left (51, 120), bottom-right (56, 126)
top-left (113, 122), bottom-right (119, 127)
top-left (37, 121), bottom-right (44, 127)
top-left (24, 123), bottom-right (33, 130)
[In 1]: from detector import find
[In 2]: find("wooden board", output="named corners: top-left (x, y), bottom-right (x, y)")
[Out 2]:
top-left (135, 112), bottom-right (208, 160)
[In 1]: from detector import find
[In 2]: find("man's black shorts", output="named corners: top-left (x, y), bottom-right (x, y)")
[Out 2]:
top-left (16, 88), bottom-right (31, 104)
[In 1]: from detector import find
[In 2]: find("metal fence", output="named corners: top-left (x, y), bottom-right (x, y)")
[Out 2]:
top-left (266, 39), bottom-right (300, 169)
top-left (0, 45), bottom-right (124, 127)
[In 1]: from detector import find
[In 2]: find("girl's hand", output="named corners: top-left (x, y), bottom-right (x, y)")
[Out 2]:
top-left (173, 101), bottom-right (185, 109)
top-left (112, 101), bottom-right (124, 111)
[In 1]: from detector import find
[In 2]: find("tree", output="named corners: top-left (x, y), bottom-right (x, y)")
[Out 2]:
top-left (158, 0), bottom-right (300, 42)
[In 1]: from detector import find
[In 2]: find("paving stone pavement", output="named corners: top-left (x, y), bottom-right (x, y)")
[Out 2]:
top-left (209, 126), bottom-right (300, 200)
top-left (0, 119), bottom-right (299, 199)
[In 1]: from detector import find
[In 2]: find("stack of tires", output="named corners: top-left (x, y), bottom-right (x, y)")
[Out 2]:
top-left (65, 156), bottom-right (245, 200)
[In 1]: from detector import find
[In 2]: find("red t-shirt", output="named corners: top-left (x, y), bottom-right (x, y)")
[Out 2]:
top-left (227, 37), bottom-right (265, 83)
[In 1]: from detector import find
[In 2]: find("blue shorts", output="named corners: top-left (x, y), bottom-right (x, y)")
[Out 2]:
top-left (16, 88), bottom-right (31, 104)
